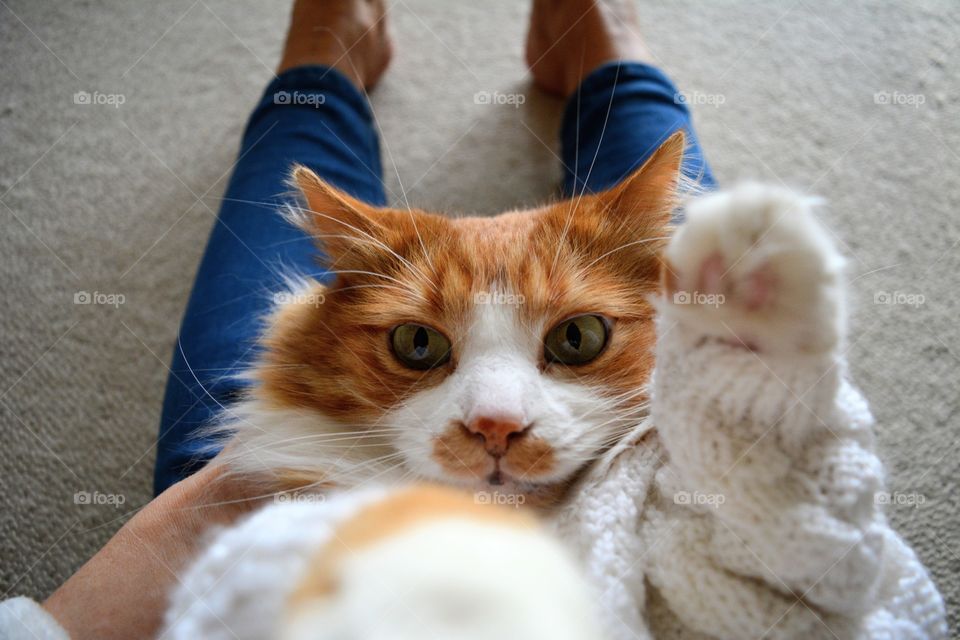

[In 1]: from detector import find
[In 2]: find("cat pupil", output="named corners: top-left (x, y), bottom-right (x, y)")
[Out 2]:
top-left (566, 323), bottom-right (582, 350)
top-left (413, 326), bottom-right (429, 357)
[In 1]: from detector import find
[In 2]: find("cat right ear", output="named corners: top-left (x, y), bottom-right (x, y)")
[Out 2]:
top-left (600, 130), bottom-right (686, 227)
top-left (290, 165), bottom-right (388, 260)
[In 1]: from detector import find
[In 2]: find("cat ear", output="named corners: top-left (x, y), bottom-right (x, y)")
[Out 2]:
top-left (291, 165), bottom-right (388, 260)
top-left (595, 130), bottom-right (686, 226)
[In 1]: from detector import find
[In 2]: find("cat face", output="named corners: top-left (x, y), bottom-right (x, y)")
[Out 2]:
top-left (239, 134), bottom-right (684, 499)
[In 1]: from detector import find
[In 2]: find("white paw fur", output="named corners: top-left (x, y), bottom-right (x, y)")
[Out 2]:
top-left (662, 183), bottom-right (846, 355)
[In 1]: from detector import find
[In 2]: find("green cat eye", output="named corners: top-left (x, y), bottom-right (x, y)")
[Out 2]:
top-left (544, 315), bottom-right (610, 366)
top-left (390, 323), bottom-right (452, 370)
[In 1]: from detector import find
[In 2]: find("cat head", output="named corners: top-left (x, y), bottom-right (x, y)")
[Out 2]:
top-left (225, 133), bottom-right (685, 501)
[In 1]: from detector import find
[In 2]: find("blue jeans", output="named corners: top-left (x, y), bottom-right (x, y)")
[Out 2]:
top-left (153, 62), bottom-right (715, 494)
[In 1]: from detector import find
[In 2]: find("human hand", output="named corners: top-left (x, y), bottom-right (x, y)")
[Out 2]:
top-left (42, 461), bottom-right (263, 640)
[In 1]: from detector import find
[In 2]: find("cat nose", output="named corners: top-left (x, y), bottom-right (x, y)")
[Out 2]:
top-left (465, 415), bottom-right (529, 457)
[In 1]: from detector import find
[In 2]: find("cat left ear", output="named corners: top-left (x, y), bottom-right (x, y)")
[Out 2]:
top-left (290, 165), bottom-right (387, 260)
top-left (596, 130), bottom-right (686, 226)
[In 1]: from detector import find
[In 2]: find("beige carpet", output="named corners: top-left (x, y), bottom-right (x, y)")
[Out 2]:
top-left (1, 0), bottom-right (957, 631)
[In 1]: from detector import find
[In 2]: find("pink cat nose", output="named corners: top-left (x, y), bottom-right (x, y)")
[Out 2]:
top-left (465, 415), bottom-right (529, 457)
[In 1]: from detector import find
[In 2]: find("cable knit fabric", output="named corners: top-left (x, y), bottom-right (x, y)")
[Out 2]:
top-left (552, 328), bottom-right (946, 639)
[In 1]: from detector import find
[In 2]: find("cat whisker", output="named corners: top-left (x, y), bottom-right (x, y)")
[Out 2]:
top-left (320, 269), bottom-right (427, 298)
top-left (549, 64), bottom-right (623, 276)
top-left (237, 432), bottom-right (400, 453)
top-left (582, 236), bottom-right (671, 270)
top-left (352, 83), bottom-right (441, 283)
top-left (300, 207), bottom-right (439, 293)
top-left (313, 232), bottom-right (438, 293)
top-left (323, 283), bottom-right (428, 298)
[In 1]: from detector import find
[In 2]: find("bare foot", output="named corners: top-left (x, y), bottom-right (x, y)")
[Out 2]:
top-left (277, 0), bottom-right (393, 90)
top-left (526, 0), bottom-right (654, 97)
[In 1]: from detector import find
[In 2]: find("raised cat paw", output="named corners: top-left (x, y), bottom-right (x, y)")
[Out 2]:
top-left (661, 184), bottom-right (845, 354)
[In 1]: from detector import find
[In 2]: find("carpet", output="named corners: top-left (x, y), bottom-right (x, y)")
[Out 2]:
top-left (1, 0), bottom-right (956, 631)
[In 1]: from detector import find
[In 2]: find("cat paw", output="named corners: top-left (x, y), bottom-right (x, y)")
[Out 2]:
top-left (661, 184), bottom-right (845, 354)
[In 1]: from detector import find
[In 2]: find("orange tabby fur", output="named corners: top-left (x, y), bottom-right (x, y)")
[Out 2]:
top-left (289, 485), bottom-right (537, 604)
top-left (238, 131), bottom-right (686, 497)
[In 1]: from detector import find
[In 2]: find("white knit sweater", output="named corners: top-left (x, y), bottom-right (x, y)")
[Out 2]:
top-left (552, 314), bottom-right (947, 640)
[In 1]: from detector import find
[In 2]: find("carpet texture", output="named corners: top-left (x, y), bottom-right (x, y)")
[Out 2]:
top-left (1, 0), bottom-right (956, 632)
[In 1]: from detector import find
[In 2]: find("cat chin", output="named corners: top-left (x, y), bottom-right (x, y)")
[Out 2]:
top-left (417, 470), bottom-right (579, 510)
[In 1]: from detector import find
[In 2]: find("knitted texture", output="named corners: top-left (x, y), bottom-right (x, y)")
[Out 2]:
top-left (551, 329), bottom-right (946, 639)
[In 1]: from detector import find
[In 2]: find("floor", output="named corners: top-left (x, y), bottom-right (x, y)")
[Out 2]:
top-left (0, 0), bottom-right (956, 629)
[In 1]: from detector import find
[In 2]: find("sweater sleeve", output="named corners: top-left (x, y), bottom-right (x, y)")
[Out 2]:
top-left (645, 326), bottom-right (946, 639)
top-left (0, 597), bottom-right (69, 640)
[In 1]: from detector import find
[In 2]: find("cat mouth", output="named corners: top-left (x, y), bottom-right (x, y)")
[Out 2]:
top-left (432, 422), bottom-right (558, 485)
top-left (483, 461), bottom-right (545, 490)
top-left (487, 464), bottom-right (506, 486)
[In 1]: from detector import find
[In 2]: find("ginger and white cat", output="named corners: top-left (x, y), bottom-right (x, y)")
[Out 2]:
top-left (171, 135), bottom-right (945, 639)
top-left (212, 132), bottom-right (687, 503)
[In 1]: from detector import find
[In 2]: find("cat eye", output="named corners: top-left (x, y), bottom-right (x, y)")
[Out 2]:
top-left (544, 314), bottom-right (610, 366)
top-left (390, 323), bottom-right (452, 370)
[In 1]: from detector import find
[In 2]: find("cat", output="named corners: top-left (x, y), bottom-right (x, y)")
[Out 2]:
top-left (209, 131), bottom-right (689, 506)
top-left (173, 148), bottom-right (945, 639)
